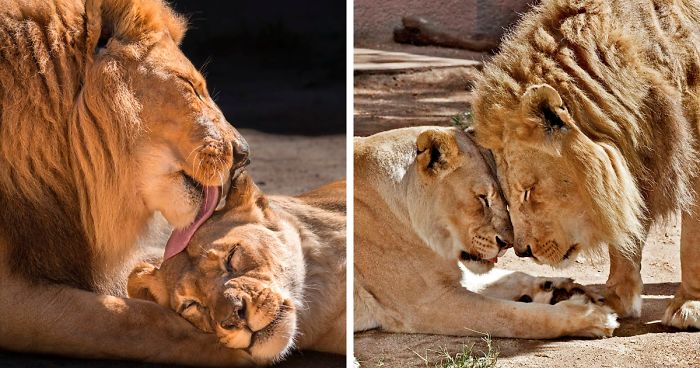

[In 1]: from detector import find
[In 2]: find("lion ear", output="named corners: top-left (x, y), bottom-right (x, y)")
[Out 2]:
top-left (84, 0), bottom-right (111, 56)
top-left (416, 129), bottom-right (460, 177)
top-left (127, 261), bottom-right (168, 305)
top-left (521, 84), bottom-right (575, 135)
top-left (85, 0), bottom-right (187, 56)
top-left (224, 172), bottom-right (262, 210)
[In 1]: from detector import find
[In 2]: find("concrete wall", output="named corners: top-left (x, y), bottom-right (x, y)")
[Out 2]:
top-left (355, 0), bottom-right (534, 47)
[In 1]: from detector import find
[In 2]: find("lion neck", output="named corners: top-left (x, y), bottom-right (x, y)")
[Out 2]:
top-left (355, 129), bottom-right (426, 232)
top-left (265, 193), bottom-right (346, 354)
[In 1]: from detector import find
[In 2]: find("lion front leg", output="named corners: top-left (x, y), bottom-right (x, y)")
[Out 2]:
top-left (663, 199), bottom-right (700, 329)
top-left (605, 246), bottom-right (643, 318)
top-left (383, 284), bottom-right (618, 339)
top-left (0, 276), bottom-right (252, 366)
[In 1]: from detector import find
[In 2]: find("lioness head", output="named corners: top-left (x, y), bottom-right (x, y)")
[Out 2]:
top-left (128, 173), bottom-right (303, 365)
top-left (406, 128), bottom-right (513, 273)
top-left (84, 0), bottom-right (249, 230)
top-left (473, 82), bottom-right (645, 265)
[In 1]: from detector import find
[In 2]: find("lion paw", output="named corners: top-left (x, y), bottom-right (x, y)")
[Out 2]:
top-left (559, 297), bottom-right (619, 337)
top-left (516, 277), bottom-right (605, 306)
top-left (662, 295), bottom-right (700, 330)
top-left (604, 284), bottom-right (642, 319)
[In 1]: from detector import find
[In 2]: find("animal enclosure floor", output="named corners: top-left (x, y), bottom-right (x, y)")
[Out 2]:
top-left (0, 129), bottom-right (346, 368)
top-left (353, 48), bottom-right (699, 368)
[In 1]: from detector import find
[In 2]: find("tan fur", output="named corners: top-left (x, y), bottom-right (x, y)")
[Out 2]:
top-left (0, 0), bottom-right (251, 364)
top-left (473, 0), bottom-right (700, 327)
top-left (128, 173), bottom-right (347, 365)
top-left (354, 126), bottom-right (618, 338)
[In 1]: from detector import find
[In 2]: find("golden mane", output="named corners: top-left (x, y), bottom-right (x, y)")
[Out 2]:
top-left (0, 0), bottom-right (186, 290)
top-left (473, 0), bottom-right (699, 255)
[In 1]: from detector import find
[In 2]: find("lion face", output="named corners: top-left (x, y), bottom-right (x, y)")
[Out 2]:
top-left (132, 38), bottom-right (250, 229)
top-left (86, 1), bottom-right (250, 231)
top-left (495, 142), bottom-right (595, 265)
top-left (474, 84), bottom-right (634, 265)
top-left (129, 175), bottom-right (303, 365)
top-left (408, 128), bottom-right (513, 274)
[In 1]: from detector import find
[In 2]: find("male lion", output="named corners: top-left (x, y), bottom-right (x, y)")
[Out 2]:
top-left (472, 0), bottom-right (700, 328)
top-left (128, 173), bottom-right (347, 366)
top-left (354, 126), bottom-right (618, 338)
top-left (0, 0), bottom-right (251, 364)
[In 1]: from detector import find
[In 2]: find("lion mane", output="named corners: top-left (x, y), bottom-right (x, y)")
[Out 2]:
top-left (473, 0), bottom-right (699, 255)
top-left (0, 0), bottom-right (185, 291)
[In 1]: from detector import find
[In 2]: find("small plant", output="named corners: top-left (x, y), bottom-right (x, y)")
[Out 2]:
top-left (450, 111), bottom-right (474, 130)
top-left (413, 335), bottom-right (498, 368)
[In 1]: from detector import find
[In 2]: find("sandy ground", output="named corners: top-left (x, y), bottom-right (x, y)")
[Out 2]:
top-left (0, 129), bottom-right (346, 368)
top-left (353, 51), bottom-right (700, 368)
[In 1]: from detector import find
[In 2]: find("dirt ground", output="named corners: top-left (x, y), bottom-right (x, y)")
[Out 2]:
top-left (0, 129), bottom-right (346, 368)
top-left (353, 50), bottom-right (700, 368)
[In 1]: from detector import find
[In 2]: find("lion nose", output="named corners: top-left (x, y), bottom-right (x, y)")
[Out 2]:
top-left (495, 236), bottom-right (511, 250)
top-left (516, 245), bottom-right (534, 258)
top-left (231, 136), bottom-right (250, 170)
top-left (219, 296), bottom-right (247, 330)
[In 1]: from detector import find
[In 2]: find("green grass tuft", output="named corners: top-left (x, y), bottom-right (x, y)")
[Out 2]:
top-left (413, 335), bottom-right (498, 368)
top-left (450, 111), bottom-right (474, 130)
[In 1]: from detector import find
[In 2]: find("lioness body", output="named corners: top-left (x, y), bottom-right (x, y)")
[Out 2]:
top-left (473, 0), bottom-right (700, 328)
top-left (129, 175), bottom-right (347, 365)
top-left (0, 0), bottom-right (250, 364)
top-left (354, 126), bottom-right (617, 339)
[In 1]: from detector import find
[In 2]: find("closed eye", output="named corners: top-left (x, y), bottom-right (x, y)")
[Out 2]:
top-left (178, 300), bottom-right (201, 314)
top-left (177, 76), bottom-right (204, 101)
top-left (478, 194), bottom-right (490, 208)
top-left (522, 188), bottom-right (532, 202)
top-left (224, 246), bottom-right (237, 274)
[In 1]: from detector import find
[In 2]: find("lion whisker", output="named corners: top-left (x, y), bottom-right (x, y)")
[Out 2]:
top-left (185, 144), bottom-right (206, 165)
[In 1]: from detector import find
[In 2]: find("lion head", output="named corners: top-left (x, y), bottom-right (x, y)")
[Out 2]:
top-left (83, 0), bottom-right (250, 229)
top-left (357, 127), bottom-right (513, 273)
top-left (473, 82), bottom-right (645, 265)
top-left (0, 0), bottom-right (251, 287)
top-left (1, 0), bottom-right (256, 286)
top-left (128, 174), bottom-right (303, 365)
top-left (471, 0), bottom-right (696, 265)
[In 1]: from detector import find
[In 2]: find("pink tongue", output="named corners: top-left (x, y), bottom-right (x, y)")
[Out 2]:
top-left (163, 186), bottom-right (220, 260)
top-left (489, 257), bottom-right (498, 264)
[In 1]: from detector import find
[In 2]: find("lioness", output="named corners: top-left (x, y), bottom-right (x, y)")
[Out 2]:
top-left (473, 0), bottom-right (700, 328)
top-left (0, 0), bottom-right (251, 364)
top-left (354, 126), bottom-right (618, 338)
top-left (128, 173), bottom-right (347, 366)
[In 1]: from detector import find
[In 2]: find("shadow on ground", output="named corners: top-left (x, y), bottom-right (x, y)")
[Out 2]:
top-left (0, 351), bottom-right (344, 368)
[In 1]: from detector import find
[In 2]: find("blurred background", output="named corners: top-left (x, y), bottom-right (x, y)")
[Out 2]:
top-left (169, 0), bottom-right (346, 135)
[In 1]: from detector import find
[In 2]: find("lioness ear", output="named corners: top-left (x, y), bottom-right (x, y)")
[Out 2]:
top-left (225, 172), bottom-right (260, 208)
top-left (521, 84), bottom-right (574, 135)
top-left (416, 129), bottom-right (460, 177)
top-left (223, 171), bottom-right (272, 221)
top-left (127, 261), bottom-right (168, 305)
